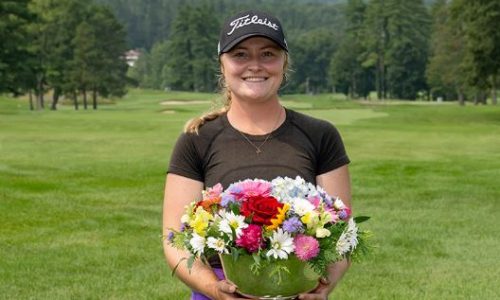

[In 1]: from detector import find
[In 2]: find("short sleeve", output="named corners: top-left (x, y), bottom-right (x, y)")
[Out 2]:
top-left (167, 132), bottom-right (204, 182)
top-left (316, 122), bottom-right (350, 175)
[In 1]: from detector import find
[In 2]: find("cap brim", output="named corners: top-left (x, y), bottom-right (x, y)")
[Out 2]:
top-left (219, 33), bottom-right (287, 54)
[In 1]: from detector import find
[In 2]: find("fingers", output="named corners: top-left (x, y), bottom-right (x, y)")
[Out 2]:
top-left (297, 294), bottom-right (328, 300)
top-left (217, 280), bottom-right (237, 294)
top-left (319, 277), bottom-right (331, 285)
top-left (297, 278), bottom-right (330, 300)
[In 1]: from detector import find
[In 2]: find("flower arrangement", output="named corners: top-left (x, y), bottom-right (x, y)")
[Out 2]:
top-left (167, 177), bottom-right (369, 299)
top-left (167, 176), bottom-right (370, 283)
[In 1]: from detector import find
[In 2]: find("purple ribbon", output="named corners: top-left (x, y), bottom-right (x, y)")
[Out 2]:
top-left (190, 268), bottom-right (225, 300)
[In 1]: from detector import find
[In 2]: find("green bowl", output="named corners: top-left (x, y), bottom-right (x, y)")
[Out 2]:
top-left (220, 253), bottom-right (320, 299)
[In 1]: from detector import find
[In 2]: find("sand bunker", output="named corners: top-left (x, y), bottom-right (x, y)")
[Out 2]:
top-left (160, 100), bottom-right (210, 105)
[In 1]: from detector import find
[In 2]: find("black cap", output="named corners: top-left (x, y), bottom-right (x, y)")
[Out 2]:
top-left (218, 10), bottom-right (288, 55)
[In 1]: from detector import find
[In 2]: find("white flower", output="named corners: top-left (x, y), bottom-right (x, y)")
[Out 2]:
top-left (266, 228), bottom-right (295, 259)
top-left (333, 197), bottom-right (347, 210)
top-left (218, 211), bottom-right (248, 239)
top-left (315, 227), bottom-right (331, 238)
top-left (207, 237), bottom-right (229, 254)
top-left (292, 198), bottom-right (316, 216)
top-left (180, 214), bottom-right (190, 224)
top-left (189, 233), bottom-right (206, 255)
top-left (336, 219), bottom-right (359, 255)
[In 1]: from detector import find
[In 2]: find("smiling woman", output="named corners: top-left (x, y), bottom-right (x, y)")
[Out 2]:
top-left (163, 10), bottom-right (352, 300)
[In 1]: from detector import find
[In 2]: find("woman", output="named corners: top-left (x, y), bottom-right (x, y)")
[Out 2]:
top-left (163, 10), bottom-right (352, 300)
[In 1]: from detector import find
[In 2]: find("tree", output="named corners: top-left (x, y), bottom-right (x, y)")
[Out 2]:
top-left (385, 0), bottom-right (431, 100)
top-left (362, 0), bottom-right (389, 99)
top-left (362, 0), bottom-right (431, 100)
top-left (451, 0), bottom-right (500, 105)
top-left (87, 5), bottom-right (128, 108)
top-left (0, 0), bottom-right (34, 95)
top-left (426, 0), bottom-right (467, 104)
top-left (29, 0), bottom-right (91, 110)
top-left (164, 3), bottom-right (219, 92)
top-left (289, 28), bottom-right (339, 94)
top-left (330, 0), bottom-right (373, 99)
top-left (71, 20), bottom-right (98, 109)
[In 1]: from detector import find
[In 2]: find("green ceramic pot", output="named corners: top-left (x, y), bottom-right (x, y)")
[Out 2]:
top-left (219, 253), bottom-right (320, 299)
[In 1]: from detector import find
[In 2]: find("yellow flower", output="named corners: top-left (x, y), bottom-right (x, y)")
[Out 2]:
top-left (190, 207), bottom-right (213, 236)
top-left (301, 211), bottom-right (319, 228)
top-left (266, 204), bottom-right (290, 231)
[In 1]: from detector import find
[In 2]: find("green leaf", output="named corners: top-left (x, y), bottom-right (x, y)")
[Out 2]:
top-left (354, 216), bottom-right (371, 223)
top-left (171, 257), bottom-right (187, 277)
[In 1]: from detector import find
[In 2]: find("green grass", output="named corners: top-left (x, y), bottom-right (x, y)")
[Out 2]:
top-left (1, 89), bottom-right (499, 299)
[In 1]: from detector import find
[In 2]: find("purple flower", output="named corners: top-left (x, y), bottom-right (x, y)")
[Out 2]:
top-left (221, 193), bottom-right (237, 207)
top-left (339, 208), bottom-right (352, 221)
top-left (167, 231), bottom-right (174, 242)
top-left (282, 217), bottom-right (303, 234)
top-left (318, 189), bottom-right (333, 208)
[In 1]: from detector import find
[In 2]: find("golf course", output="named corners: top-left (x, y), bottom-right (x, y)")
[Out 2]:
top-left (1, 89), bottom-right (499, 299)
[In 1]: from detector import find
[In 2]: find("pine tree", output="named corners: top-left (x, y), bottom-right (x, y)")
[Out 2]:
top-left (385, 0), bottom-right (431, 100)
top-left (451, 0), bottom-right (500, 105)
top-left (0, 0), bottom-right (34, 95)
top-left (164, 3), bottom-right (219, 92)
top-left (330, 0), bottom-right (372, 99)
top-left (426, 0), bottom-right (467, 104)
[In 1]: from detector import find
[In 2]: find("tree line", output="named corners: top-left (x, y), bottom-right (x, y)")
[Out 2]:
top-left (126, 0), bottom-right (498, 104)
top-left (0, 0), bottom-right (128, 110)
top-left (1, 0), bottom-right (498, 107)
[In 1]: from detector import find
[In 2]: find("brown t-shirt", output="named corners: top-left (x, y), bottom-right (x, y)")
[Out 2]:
top-left (168, 108), bottom-right (350, 189)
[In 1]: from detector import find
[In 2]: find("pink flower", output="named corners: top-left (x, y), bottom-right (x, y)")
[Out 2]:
top-left (236, 224), bottom-right (265, 253)
top-left (326, 208), bottom-right (340, 224)
top-left (233, 180), bottom-right (272, 200)
top-left (205, 183), bottom-right (223, 198)
top-left (293, 234), bottom-right (320, 261)
top-left (308, 195), bottom-right (321, 208)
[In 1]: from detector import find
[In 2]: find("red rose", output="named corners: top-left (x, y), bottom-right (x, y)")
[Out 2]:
top-left (240, 195), bottom-right (284, 225)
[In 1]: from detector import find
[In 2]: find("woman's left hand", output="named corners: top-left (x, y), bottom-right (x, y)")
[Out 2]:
top-left (297, 278), bottom-right (332, 300)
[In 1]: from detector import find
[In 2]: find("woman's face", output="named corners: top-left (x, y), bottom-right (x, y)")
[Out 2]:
top-left (220, 37), bottom-right (286, 104)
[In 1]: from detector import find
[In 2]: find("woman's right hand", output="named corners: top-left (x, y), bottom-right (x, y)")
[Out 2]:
top-left (211, 280), bottom-right (248, 299)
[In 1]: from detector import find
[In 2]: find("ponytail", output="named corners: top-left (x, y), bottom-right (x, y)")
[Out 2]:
top-left (184, 74), bottom-right (231, 134)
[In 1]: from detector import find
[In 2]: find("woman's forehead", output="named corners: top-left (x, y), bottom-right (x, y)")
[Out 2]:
top-left (232, 36), bottom-right (281, 50)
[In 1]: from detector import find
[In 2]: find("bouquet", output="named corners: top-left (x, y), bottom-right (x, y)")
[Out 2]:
top-left (167, 176), bottom-right (370, 299)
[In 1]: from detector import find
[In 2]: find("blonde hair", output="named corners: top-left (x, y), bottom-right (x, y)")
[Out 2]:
top-left (184, 52), bottom-right (290, 134)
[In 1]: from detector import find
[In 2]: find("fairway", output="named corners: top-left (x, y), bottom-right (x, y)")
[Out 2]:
top-left (1, 90), bottom-right (499, 299)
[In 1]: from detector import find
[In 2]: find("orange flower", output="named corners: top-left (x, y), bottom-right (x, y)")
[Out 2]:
top-left (195, 197), bottom-right (221, 212)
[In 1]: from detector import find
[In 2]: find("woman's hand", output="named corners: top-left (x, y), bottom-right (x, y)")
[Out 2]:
top-left (297, 278), bottom-right (332, 300)
top-left (211, 280), bottom-right (248, 300)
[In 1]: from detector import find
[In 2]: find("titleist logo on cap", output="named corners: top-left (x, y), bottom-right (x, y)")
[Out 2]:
top-left (227, 14), bottom-right (279, 35)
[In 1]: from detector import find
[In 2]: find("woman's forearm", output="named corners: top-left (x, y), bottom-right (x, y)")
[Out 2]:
top-left (325, 258), bottom-right (351, 293)
top-left (163, 241), bottom-right (220, 298)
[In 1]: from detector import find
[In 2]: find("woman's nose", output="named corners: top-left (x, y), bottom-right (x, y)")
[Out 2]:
top-left (247, 56), bottom-right (263, 71)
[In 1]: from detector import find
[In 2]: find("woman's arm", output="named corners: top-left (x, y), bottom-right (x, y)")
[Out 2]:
top-left (299, 165), bottom-right (352, 300)
top-left (162, 174), bottom-right (243, 300)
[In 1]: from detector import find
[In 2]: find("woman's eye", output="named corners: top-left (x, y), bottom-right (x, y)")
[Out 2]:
top-left (232, 51), bottom-right (247, 58)
top-left (262, 51), bottom-right (275, 57)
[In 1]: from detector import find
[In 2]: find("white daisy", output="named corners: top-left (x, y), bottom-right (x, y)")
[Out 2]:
top-left (206, 237), bottom-right (229, 254)
top-left (218, 211), bottom-right (248, 239)
top-left (336, 219), bottom-right (359, 255)
top-left (266, 228), bottom-right (295, 259)
top-left (189, 233), bottom-right (206, 255)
